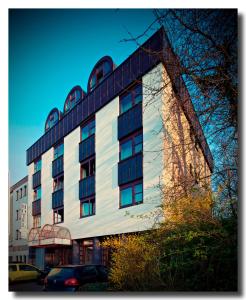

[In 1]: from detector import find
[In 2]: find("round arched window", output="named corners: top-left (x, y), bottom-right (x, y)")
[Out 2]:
top-left (64, 86), bottom-right (86, 114)
top-left (87, 56), bottom-right (114, 92)
top-left (45, 108), bottom-right (61, 132)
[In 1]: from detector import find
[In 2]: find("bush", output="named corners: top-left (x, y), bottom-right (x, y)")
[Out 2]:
top-left (102, 218), bottom-right (237, 291)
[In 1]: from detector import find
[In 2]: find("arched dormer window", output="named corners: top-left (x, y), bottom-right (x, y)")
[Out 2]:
top-left (64, 86), bottom-right (86, 114)
top-left (45, 108), bottom-right (61, 132)
top-left (87, 56), bottom-right (114, 93)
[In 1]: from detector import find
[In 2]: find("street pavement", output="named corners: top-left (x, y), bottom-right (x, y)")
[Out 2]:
top-left (9, 280), bottom-right (44, 292)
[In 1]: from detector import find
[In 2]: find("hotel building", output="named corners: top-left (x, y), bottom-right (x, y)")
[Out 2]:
top-left (26, 28), bottom-right (213, 269)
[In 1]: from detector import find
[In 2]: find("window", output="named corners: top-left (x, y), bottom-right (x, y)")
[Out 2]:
top-left (64, 89), bottom-right (81, 113)
top-left (19, 265), bottom-right (38, 272)
top-left (34, 158), bottom-right (42, 173)
top-left (81, 119), bottom-right (95, 141)
top-left (120, 181), bottom-right (143, 208)
top-left (15, 230), bottom-right (21, 240)
top-left (45, 110), bottom-right (59, 131)
top-left (89, 60), bottom-right (112, 91)
top-left (33, 215), bottom-right (41, 228)
top-left (80, 158), bottom-right (95, 179)
top-left (20, 188), bottom-right (22, 198)
top-left (80, 198), bottom-right (95, 218)
top-left (53, 175), bottom-right (64, 192)
top-left (16, 210), bottom-right (19, 221)
top-left (54, 207), bottom-right (64, 224)
top-left (34, 186), bottom-right (41, 201)
top-left (120, 132), bottom-right (143, 161)
top-left (54, 143), bottom-right (64, 160)
top-left (24, 185), bottom-right (27, 196)
top-left (16, 190), bottom-right (19, 201)
top-left (120, 83), bottom-right (142, 114)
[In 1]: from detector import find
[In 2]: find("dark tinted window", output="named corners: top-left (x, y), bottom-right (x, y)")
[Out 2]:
top-left (48, 267), bottom-right (75, 278)
top-left (97, 266), bottom-right (108, 277)
top-left (9, 265), bottom-right (17, 271)
top-left (19, 265), bottom-right (38, 272)
top-left (80, 266), bottom-right (97, 276)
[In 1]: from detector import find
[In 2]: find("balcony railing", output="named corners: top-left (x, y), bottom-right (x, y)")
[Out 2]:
top-left (118, 103), bottom-right (142, 140)
top-left (79, 175), bottom-right (95, 200)
top-left (52, 155), bottom-right (64, 178)
top-left (79, 134), bottom-right (95, 162)
top-left (32, 199), bottom-right (41, 216)
top-left (118, 152), bottom-right (143, 186)
top-left (52, 189), bottom-right (64, 209)
top-left (32, 171), bottom-right (41, 189)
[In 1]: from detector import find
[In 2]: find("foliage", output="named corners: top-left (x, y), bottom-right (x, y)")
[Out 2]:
top-left (102, 191), bottom-right (237, 291)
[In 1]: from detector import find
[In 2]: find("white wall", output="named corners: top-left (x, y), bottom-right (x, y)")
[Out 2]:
top-left (41, 148), bottom-right (53, 225)
top-left (64, 63), bottom-right (165, 239)
top-left (63, 127), bottom-right (81, 233)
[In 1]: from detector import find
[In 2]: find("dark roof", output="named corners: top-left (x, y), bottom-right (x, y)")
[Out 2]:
top-left (10, 175), bottom-right (28, 193)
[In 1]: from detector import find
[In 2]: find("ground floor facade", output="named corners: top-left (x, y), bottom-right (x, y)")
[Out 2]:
top-left (28, 236), bottom-right (111, 270)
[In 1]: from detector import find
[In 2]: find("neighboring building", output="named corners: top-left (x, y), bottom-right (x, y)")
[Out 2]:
top-left (9, 176), bottom-right (28, 263)
top-left (26, 28), bottom-right (213, 269)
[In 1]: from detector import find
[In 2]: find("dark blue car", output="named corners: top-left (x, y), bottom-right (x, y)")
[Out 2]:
top-left (44, 264), bottom-right (108, 291)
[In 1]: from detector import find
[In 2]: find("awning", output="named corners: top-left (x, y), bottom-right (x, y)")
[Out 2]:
top-left (28, 224), bottom-right (71, 247)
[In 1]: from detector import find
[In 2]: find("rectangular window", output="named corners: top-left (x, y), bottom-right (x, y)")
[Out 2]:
top-left (53, 207), bottom-right (64, 224)
top-left (34, 186), bottom-right (41, 201)
top-left (120, 181), bottom-right (143, 208)
top-left (53, 175), bottom-right (64, 191)
top-left (80, 198), bottom-right (95, 218)
top-left (24, 185), bottom-right (27, 196)
top-left (81, 119), bottom-right (95, 141)
top-left (34, 158), bottom-right (42, 173)
top-left (16, 210), bottom-right (19, 221)
top-left (80, 158), bottom-right (95, 179)
top-left (33, 215), bottom-right (41, 228)
top-left (20, 188), bottom-right (22, 198)
top-left (16, 190), bottom-right (19, 201)
top-left (120, 132), bottom-right (143, 161)
top-left (54, 143), bottom-right (64, 160)
top-left (120, 83), bottom-right (142, 114)
top-left (16, 230), bottom-right (21, 240)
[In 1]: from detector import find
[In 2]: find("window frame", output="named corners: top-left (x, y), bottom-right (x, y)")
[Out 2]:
top-left (53, 206), bottom-right (64, 224)
top-left (33, 185), bottom-right (41, 201)
top-left (53, 174), bottom-right (64, 192)
top-left (34, 158), bottom-right (42, 173)
top-left (119, 131), bottom-right (143, 161)
top-left (54, 142), bottom-right (64, 160)
top-left (119, 82), bottom-right (142, 115)
top-left (80, 156), bottom-right (95, 180)
top-left (80, 118), bottom-right (95, 142)
top-left (119, 180), bottom-right (143, 209)
top-left (80, 197), bottom-right (95, 218)
top-left (33, 214), bottom-right (41, 228)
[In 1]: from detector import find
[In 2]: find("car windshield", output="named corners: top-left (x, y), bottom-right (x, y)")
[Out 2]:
top-left (48, 267), bottom-right (75, 277)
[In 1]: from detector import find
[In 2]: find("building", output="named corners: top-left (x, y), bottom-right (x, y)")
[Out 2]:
top-left (26, 28), bottom-right (213, 269)
top-left (9, 176), bottom-right (29, 263)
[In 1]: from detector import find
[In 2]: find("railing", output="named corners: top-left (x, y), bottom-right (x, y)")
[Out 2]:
top-left (79, 175), bottom-right (95, 200)
top-left (79, 134), bottom-right (95, 162)
top-left (32, 171), bottom-right (41, 189)
top-left (118, 103), bottom-right (142, 140)
top-left (52, 189), bottom-right (64, 209)
top-left (118, 152), bottom-right (143, 186)
top-left (52, 155), bottom-right (64, 178)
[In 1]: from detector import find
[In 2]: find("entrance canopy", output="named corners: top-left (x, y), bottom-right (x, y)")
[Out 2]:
top-left (28, 224), bottom-right (71, 247)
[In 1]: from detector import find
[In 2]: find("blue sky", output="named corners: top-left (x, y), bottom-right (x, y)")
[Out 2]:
top-left (9, 9), bottom-right (159, 185)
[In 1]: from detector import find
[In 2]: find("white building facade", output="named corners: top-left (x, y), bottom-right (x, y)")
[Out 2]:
top-left (9, 176), bottom-right (29, 263)
top-left (26, 28), bottom-right (213, 269)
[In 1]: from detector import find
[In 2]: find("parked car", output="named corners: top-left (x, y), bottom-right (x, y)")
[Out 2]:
top-left (9, 263), bottom-right (45, 284)
top-left (44, 264), bottom-right (108, 291)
